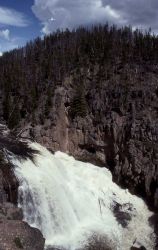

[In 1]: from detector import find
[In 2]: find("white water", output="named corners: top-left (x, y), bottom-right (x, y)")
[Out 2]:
top-left (9, 142), bottom-right (155, 250)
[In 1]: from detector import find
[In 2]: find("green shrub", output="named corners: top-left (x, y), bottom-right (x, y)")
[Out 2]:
top-left (14, 237), bottom-right (23, 249)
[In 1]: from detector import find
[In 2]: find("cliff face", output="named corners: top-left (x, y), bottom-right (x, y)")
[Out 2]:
top-left (21, 64), bottom-right (158, 211)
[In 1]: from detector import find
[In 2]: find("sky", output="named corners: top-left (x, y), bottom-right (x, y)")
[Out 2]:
top-left (0, 0), bottom-right (158, 54)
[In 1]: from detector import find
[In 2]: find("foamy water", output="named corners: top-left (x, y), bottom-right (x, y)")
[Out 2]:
top-left (9, 142), bottom-right (155, 249)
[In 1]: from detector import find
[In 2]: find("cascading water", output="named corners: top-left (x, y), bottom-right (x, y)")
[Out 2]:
top-left (9, 142), bottom-right (155, 250)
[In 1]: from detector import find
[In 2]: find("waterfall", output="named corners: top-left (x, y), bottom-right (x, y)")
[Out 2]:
top-left (9, 142), bottom-right (155, 250)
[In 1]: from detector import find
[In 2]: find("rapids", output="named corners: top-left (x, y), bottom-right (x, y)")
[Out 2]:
top-left (9, 142), bottom-right (155, 250)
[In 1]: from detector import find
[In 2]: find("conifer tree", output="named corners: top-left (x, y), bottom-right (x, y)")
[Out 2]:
top-left (70, 83), bottom-right (87, 118)
top-left (8, 103), bottom-right (21, 129)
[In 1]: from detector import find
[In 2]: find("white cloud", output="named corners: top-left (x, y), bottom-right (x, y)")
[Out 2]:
top-left (0, 6), bottom-right (29, 27)
top-left (0, 52), bottom-right (2, 56)
top-left (32, 0), bottom-right (158, 34)
top-left (0, 29), bottom-right (10, 40)
top-left (32, 0), bottom-right (121, 34)
top-left (102, 0), bottom-right (158, 32)
top-left (0, 6), bottom-right (30, 53)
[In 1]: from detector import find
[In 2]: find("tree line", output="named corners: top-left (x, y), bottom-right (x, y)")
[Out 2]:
top-left (0, 24), bottom-right (157, 128)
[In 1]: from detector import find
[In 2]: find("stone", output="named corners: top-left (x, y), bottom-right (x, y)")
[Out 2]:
top-left (0, 220), bottom-right (45, 250)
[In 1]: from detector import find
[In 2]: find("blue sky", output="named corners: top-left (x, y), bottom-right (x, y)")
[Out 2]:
top-left (0, 0), bottom-right (40, 54)
top-left (0, 0), bottom-right (158, 54)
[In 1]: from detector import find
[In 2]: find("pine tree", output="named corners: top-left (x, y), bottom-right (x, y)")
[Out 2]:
top-left (44, 85), bottom-right (53, 117)
top-left (8, 103), bottom-right (21, 129)
top-left (3, 93), bottom-right (11, 122)
top-left (70, 84), bottom-right (87, 118)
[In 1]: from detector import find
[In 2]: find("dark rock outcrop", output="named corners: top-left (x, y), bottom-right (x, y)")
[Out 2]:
top-left (0, 202), bottom-right (23, 220)
top-left (112, 202), bottom-right (132, 228)
top-left (131, 247), bottom-right (146, 250)
top-left (0, 220), bottom-right (45, 250)
top-left (0, 167), bottom-right (19, 204)
top-left (0, 198), bottom-right (45, 250)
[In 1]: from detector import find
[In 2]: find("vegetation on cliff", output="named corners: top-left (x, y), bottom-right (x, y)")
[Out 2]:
top-left (0, 24), bottom-right (157, 128)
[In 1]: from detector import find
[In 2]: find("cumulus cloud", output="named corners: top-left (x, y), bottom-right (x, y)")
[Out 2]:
top-left (32, 0), bottom-right (121, 34)
top-left (0, 29), bottom-right (10, 40)
top-left (102, 0), bottom-right (158, 32)
top-left (0, 6), bottom-right (29, 27)
top-left (32, 0), bottom-right (158, 34)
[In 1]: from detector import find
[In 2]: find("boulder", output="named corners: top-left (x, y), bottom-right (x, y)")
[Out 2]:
top-left (0, 220), bottom-right (45, 250)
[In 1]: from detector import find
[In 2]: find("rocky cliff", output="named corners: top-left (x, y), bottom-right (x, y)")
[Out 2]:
top-left (19, 63), bottom-right (158, 212)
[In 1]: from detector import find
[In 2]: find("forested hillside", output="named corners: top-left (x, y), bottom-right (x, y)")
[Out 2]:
top-left (1, 24), bottom-right (158, 210)
top-left (0, 24), bottom-right (158, 128)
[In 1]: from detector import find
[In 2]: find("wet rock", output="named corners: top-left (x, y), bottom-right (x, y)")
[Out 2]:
top-left (131, 246), bottom-right (146, 250)
top-left (112, 202), bottom-right (132, 228)
top-left (0, 220), bottom-right (45, 250)
top-left (1, 166), bottom-right (19, 204)
top-left (0, 202), bottom-right (23, 220)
